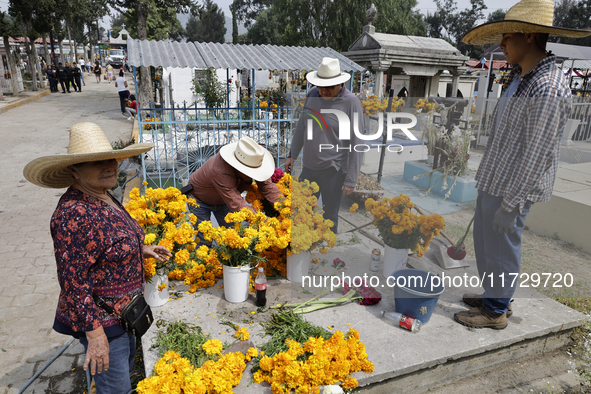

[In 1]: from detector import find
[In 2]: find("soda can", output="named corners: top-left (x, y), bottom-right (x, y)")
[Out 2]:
top-left (370, 248), bottom-right (381, 272)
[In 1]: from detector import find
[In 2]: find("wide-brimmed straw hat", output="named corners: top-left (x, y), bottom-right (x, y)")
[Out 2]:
top-left (306, 57), bottom-right (351, 87)
top-left (219, 136), bottom-right (275, 182)
top-left (463, 0), bottom-right (591, 45)
top-left (24, 122), bottom-right (153, 188)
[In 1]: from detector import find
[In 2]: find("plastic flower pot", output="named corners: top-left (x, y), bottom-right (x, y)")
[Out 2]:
top-left (390, 268), bottom-right (445, 324)
top-left (223, 265), bottom-right (251, 303)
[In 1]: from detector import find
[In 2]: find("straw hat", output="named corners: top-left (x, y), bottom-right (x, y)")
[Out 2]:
top-left (306, 57), bottom-right (351, 87)
top-left (463, 0), bottom-right (591, 45)
top-left (24, 122), bottom-right (153, 189)
top-left (219, 136), bottom-right (275, 182)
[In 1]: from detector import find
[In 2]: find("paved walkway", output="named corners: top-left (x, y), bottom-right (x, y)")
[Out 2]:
top-left (0, 78), bottom-right (137, 394)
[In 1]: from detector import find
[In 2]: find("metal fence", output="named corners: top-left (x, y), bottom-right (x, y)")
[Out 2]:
top-left (138, 101), bottom-right (303, 189)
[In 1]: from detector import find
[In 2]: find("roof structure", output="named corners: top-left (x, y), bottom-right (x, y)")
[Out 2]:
top-left (127, 39), bottom-right (364, 71)
top-left (466, 60), bottom-right (508, 70)
top-left (343, 31), bottom-right (469, 74)
top-left (482, 42), bottom-right (591, 69)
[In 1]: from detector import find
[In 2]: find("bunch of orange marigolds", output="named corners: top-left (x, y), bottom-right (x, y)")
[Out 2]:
top-left (253, 328), bottom-right (374, 393)
top-left (361, 94), bottom-right (405, 116)
top-left (365, 194), bottom-right (445, 257)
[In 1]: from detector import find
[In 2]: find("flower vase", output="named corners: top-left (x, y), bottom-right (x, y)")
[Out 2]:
top-left (383, 246), bottom-right (408, 278)
top-left (145, 271), bottom-right (169, 307)
top-left (223, 265), bottom-right (251, 303)
top-left (286, 251), bottom-right (311, 282)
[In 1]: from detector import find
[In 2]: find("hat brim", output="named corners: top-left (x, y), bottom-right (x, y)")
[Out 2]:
top-left (219, 142), bottom-right (275, 182)
top-left (306, 71), bottom-right (351, 87)
top-left (463, 20), bottom-right (591, 45)
top-left (23, 143), bottom-right (154, 189)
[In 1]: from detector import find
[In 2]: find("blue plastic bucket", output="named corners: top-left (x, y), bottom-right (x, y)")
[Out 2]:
top-left (391, 269), bottom-right (445, 324)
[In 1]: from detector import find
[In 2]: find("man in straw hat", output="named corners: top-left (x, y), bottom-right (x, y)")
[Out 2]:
top-left (186, 136), bottom-right (281, 240)
top-left (455, 0), bottom-right (591, 329)
top-left (24, 123), bottom-right (171, 391)
top-left (284, 57), bottom-right (364, 232)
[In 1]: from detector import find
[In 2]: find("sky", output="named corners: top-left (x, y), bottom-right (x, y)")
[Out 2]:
top-left (0, 0), bottom-right (520, 30)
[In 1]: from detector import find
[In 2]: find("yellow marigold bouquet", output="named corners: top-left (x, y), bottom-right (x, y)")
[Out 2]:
top-left (125, 186), bottom-right (198, 281)
top-left (365, 194), bottom-right (445, 257)
top-left (198, 208), bottom-right (287, 268)
top-left (168, 244), bottom-right (223, 293)
top-left (291, 178), bottom-right (337, 255)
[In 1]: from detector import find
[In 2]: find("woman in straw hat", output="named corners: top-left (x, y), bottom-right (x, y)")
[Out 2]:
top-left (455, 0), bottom-right (591, 330)
top-left (23, 122), bottom-right (171, 392)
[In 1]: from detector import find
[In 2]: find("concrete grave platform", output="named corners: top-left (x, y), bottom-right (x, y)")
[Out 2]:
top-left (141, 230), bottom-right (585, 393)
top-left (403, 161), bottom-right (477, 203)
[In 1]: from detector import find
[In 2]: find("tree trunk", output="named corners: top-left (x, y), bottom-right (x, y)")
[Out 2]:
top-left (59, 41), bottom-right (64, 64)
top-left (137, 0), bottom-right (152, 114)
top-left (42, 33), bottom-right (50, 68)
top-left (4, 36), bottom-right (19, 96)
top-left (33, 41), bottom-right (45, 89)
top-left (66, 22), bottom-right (73, 64)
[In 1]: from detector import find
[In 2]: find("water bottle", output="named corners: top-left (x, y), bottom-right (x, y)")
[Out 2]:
top-left (380, 310), bottom-right (422, 333)
top-left (255, 267), bottom-right (267, 307)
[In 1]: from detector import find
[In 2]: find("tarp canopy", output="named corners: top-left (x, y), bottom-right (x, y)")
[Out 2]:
top-left (127, 39), bottom-right (365, 72)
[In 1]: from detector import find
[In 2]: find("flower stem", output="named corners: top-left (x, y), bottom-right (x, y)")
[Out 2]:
top-left (455, 215), bottom-right (475, 248)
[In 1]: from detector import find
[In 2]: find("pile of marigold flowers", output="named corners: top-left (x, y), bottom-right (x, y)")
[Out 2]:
top-left (361, 95), bottom-right (404, 116)
top-left (290, 178), bottom-right (336, 255)
top-left (136, 348), bottom-right (250, 393)
top-left (253, 328), bottom-right (374, 393)
top-left (365, 194), bottom-right (445, 257)
top-left (413, 98), bottom-right (437, 113)
top-left (125, 186), bottom-right (199, 281)
top-left (246, 170), bottom-right (291, 278)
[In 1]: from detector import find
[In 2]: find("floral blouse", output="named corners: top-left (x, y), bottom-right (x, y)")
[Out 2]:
top-left (50, 187), bottom-right (145, 336)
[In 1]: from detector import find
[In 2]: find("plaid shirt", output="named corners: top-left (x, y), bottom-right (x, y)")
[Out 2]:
top-left (476, 55), bottom-right (572, 212)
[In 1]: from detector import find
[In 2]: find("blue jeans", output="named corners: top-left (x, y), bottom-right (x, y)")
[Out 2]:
top-left (79, 331), bottom-right (135, 394)
top-left (299, 166), bottom-right (346, 232)
top-left (188, 197), bottom-right (233, 244)
top-left (473, 190), bottom-right (531, 315)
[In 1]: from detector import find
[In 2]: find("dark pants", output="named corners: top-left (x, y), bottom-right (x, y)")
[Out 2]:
top-left (58, 78), bottom-right (69, 92)
top-left (473, 190), bottom-right (532, 315)
top-left (68, 77), bottom-right (75, 91)
top-left (188, 197), bottom-right (233, 245)
top-left (299, 166), bottom-right (346, 232)
top-left (118, 90), bottom-right (130, 114)
top-left (49, 77), bottom-right (58, 92)
top-left (73, 76), bottom-right (81, 92)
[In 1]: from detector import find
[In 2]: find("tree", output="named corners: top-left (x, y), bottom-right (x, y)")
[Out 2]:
top-left (0, 12), bottom-right (20, 97)
top-left (111, 12), bottom-right (126, 38)
top-left (551, 0), bottom-right (591, 46)
top-left (108, 0), bottom-right (196, 113)
top-left (244, 0), bottom-right (426, 51)
top-left (232, 0), bottom-right (271, 28)
top-left (185, 0), bottom-right (226, 43)
top-left (427, 0), bottom-right (487, 56)
top-left (231, 1), bottom-right (238, 44)
top-left (487, 9), bottom-right (505, 23)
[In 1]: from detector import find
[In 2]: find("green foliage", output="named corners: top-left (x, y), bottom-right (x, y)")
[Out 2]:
top-left (185, 0), bottom-right (226, 43)
top-left (191, 68), bottom-right (231, 108)
top-left (244, 0), bottom-right (427, 51)
top-left (154, 320), bottom-right (220, 368)
top-left (231, 3), bottom-right (239, 44)
top-left (551, 0), bottom-right (591, 46)
top-left (122, 1), bottom-right (185, 41)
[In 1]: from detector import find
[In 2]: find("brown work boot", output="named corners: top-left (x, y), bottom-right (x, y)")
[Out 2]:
top-left (454, 305), bottom-right (508, 330)
top-left (462, 293), bottom-right (513, 318)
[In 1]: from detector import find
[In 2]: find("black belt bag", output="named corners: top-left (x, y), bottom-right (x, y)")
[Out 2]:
top-left (93, 293), bottom-right (153, 338)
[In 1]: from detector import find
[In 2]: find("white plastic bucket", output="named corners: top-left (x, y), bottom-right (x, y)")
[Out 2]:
top-left (286, 251), bottom-right (311, 282)
top-left (383, 246), bottom-right (408, 278)
top-left (145, 272), bottom-right (169, 307)
top-left (223, 265), bottom-right (251, 303)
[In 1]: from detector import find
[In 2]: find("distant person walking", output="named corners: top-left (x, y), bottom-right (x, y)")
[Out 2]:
top-left (115, 69), bottom-right (130, 116)
top-left (72, 63), bottom-right (82, 92)
top-left (77, 60), bottom-right (86, 86)
top-left (56, 62), bottom-right (70, 93)
top-left (93, 61), bottom-right (102, 83)
top-left (106, 64), bottom-right (114, 83)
